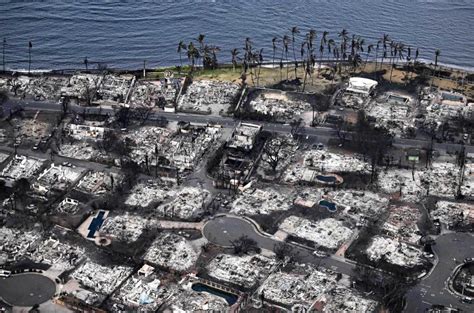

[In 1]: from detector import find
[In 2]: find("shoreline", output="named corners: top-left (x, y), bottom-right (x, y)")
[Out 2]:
top-left (2, 59), bottom-right (474, 76)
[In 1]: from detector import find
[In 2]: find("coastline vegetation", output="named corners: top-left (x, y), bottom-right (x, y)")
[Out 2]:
top-left (140, 29), bottom-right (473, 97)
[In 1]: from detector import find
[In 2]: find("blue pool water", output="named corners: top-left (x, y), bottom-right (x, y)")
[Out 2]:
top-left (316, 175), bottom-right (337, 183)
top-left (319, 200), bottom-right (337, 212)
top-left (87, 210), bottom-right (106, 238)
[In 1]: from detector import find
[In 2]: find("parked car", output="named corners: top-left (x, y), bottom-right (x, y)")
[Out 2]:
top-left (0, 270), bottom-right (11, 278)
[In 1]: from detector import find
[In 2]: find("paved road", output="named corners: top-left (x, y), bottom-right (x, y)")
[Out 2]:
top-left (405, 232), bottom-right (474, 312)
top-left (13, 99), bottom-right (474, 154)
top-left (0, 273), bottom-right (56, 307)
top-left (203, 215), bottom-right (356, 277)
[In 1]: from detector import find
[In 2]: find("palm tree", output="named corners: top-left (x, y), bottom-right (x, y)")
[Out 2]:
top-left (187, 42), bottom-right (199, 70)
top-left (327, 39), bottom-right (335, 61)
top-left (256, 48), bottom-right (264, 86)
top-left (290, 27), bottom-right (300, 78)
top-left (282, 35), bottom-right (290, 80)
top-left (177, 41), bottom-right (186, 67)
top-left (431, 49), bottom-right (441, 88)
top-left (409, 47), bottom-right (420, 81)
top-left (308, 29), bottom-right (317, 50)
top-left (197, 34), bottom-right (205, 50)
top-left (379, 34), bottom-right (390, 71)
top-left (28, 41), bottom-right (32, 74)
top-left (302, 58), bottom-right (312, 92)
top-left (319, 31), bottom-right (328, 73)
top-left (390, 42), bottom-right (406, 83)
top-left (196, 34), bottom-right (207, 68)
top-left (244, 37), bottom-right (254, 82)
top-left (387, 41), bottom-right (397, 82)
top-left (363, 44), bottom-right (374, 71)
top-left (338, 29), bottom-right (349, 73)
top-left (231, 48), bottom-right (239, 72)
top-left (298, 41), bottom-right (306, 79)
top-left (351, 53), bottom-right (363, 73)
top-left (271, 37), bottom-right (279, 69)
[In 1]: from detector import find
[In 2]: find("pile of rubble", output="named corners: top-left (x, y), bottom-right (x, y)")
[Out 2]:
top-left (76, 171), bottom-right (122, 194)
top-left (248, 90), bottom-right (312, 119)
top-left (162, 125), bottom-right (222, 171)
top-left (29, 238), bottom-right (85, 271)
top-left (303, 149), bottom-right (369, 173)
top-left (167, 283), bottom-right (228, 312)
top-left (231, 187), bottom-right (295, 216)
top-left (294, 188), bottom-right (324, 208)
top-left (257, 265), bottom-right (338, 308)
top-left (72, 260), bottom-right (133, 298)
top-left (426, 162), bottom-right (460, 197)
top-left (320, 287), bottom-right (378, 313)
top-left (129, 80), bottom-right (164, 107)
top-left (112, 270), bottom-right (176, 311)
top-left (365, 236), bottom-right (424, 267)
top-left (420, 89), bottom-right (471, 130)
top-left (326, 190), bottom-right (389, 220)
top-left (178, 80), bottom-right (240, 114)
top-left (156, 187), bottom-right (210, 220)
top-left (144, 232), bottom-right (199, 271)
top-left (431, 201), bottom-right (474, 228)
top-left (33, 163), bottom-right (84, 194)
top-left (259, 135), bottom-right (298, 174)
top-left (99, 213), bottom-right (150, 243)
top-left (207, 254), bottom-right (276, 288)
top-left (15, 117), bottom-right (52, 142)
top-left (377, 168), bottom-right (424, 201)
top-left (340, 92), bottom-right (369, 109)
top-left (283, 148), bottom-right (370, 185)
top-left (0, 155), bottom-right (44, 184)
top-left (97, 74), bottom-right (134, 103)
top-left (227, 123), bottom-right (262, 151)
top-left (54, 198), bottom-right (82, 215)
top-left (462, 162), bottom-right (474, 196)
top-left (67, 124), bottom-right (107, 141)
top-left (0, 227), bottom-right (41, 261)
top-left (382, 205), bottom-right (422, 244)
top-left (279, 216), bottom-right (353, 249)
top-left (129, 78), bottom-right (179, 108)
top-left (58, 142), bottom-right (98, 160)
top-left (367, 92), bottom-right (415, 136)
top-left (2, 75), bottom-right (68, 100)
top-left (124, 126), bottom-right (173, 166)
top-left (125, 181), bottom-right (173, 208)
top-left (61, 73), bottom-right (102, 101)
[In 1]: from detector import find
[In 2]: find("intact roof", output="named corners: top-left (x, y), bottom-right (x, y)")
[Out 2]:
top-left (347, 77), bottom-right (378, 95)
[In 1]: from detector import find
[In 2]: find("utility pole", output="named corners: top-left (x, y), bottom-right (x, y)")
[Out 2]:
top-left (28, 41), bottom-right (32, 74)
top-left (2, 38), bottom-right (5, 72)
top-left (143, 60), bottom-right (146, 78)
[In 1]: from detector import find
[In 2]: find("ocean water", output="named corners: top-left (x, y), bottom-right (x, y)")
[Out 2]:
top-left (0, 0), bottom-right (473, 71)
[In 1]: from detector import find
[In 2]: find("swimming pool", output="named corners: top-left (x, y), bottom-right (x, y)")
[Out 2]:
top-left (319, 200), bottom-right (337, 212)
top-left (316, 175), bottom-right (337, 183)
top-left (191, 283), bottom-right (238, 305)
